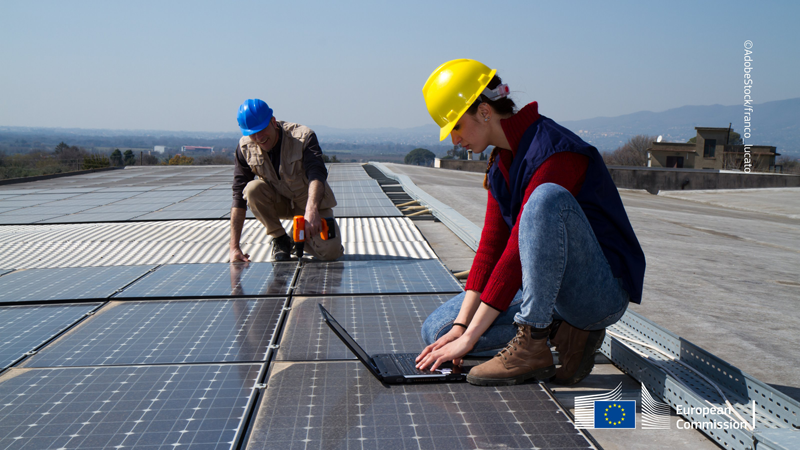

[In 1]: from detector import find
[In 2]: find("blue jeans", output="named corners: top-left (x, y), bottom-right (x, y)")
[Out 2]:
top-left (421, 183), bottom-right (630, 352)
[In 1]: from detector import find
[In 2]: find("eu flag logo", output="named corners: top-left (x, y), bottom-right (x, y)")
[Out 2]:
top-left (594, 401), bottom-right (636, 429)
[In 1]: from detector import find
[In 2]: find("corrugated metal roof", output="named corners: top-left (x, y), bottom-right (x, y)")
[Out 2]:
top-left (0, 217), bottom-right (436, 269)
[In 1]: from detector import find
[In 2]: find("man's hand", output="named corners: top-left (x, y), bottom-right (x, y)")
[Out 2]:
top-left (230, 247), bottom-right (251, 263)
top-left (304, 207), bottom-right (322, 238)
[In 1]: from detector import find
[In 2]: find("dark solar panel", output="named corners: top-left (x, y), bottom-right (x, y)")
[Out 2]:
top-left (116, 262), bottom-right (296, 298)
top-left (0, 265), bottom-right (156, 303)
top-left (27, 299), bottom-right (284, 367)
top-left (249, 362), bottom-right (593, 450)
top-left (0, 364), bottom-right (259, 449)
top-left (0, 303), bottom-right (98, 369)
top-left (295, 260), bottom-right (462, 295)
top-left (275, 295), bottom-right (450, 361)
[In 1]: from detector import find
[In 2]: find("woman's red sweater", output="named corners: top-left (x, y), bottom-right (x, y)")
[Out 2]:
top-left (464, 102), bottom-right (590, 311)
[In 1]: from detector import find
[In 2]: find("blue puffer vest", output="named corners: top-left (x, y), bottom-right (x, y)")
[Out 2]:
top-left (488, 116), bottom-right (646, 304)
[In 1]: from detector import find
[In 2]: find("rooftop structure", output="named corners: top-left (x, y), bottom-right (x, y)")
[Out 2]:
top-left (648, 127), bottom-right (779, 172)
top-left (1, 163), bottom-right (798, 449)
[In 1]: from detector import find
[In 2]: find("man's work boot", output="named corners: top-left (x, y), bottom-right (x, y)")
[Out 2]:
top-left (550, 321), bottom-right (606, 385)
top-left (466, 324), bottom-right (555, 386)
top-left (271, 234), bottom-right (293, 262)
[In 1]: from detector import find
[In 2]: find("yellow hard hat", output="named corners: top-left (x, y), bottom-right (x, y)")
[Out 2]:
top-left (422, 59), bottom-right (497, 141)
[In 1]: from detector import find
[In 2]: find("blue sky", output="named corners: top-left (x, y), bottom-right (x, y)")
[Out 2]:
top-left (1, 0), bottom-right (797, 132)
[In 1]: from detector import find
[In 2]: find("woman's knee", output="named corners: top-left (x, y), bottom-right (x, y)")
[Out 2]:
top-left (520, 183), bottom-right (579, 228)
top-left (420, 315), bottom-right (439, 345)
top-left (420, 292), bottom-right (465, 345)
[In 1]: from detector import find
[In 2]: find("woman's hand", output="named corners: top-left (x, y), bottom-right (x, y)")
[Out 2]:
top-left (416, 330), bottom-right (475, 371)
top-left (416, 326), bottom-right (463, 363)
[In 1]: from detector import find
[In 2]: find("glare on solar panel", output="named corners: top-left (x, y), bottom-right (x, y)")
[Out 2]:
top-left (116, 262), bottom-right (296, 298)
top-left (27, 299), bottom-right (285, 367)
top-left (295, 260), bottom-right (462, 295)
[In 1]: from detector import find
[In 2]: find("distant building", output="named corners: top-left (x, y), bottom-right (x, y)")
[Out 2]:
top-left (153, 146), bottom-right (166, 154)
top-left (648, 127), bottom-right (779, 172)
top-left (181, 146), bottom-right (214, 155)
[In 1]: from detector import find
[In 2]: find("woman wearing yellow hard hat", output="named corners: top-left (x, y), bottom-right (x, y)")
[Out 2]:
top-left (416, 59), bottom-right (646, 386)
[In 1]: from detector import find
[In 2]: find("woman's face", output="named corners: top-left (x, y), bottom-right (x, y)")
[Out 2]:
top-left (450, 112), bottom-right (490, 153)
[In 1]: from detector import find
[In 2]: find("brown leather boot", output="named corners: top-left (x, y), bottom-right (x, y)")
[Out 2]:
top-left (466, 324), bottom-right (556, 386)
top-left (550, 321), bottom-right (606, 385)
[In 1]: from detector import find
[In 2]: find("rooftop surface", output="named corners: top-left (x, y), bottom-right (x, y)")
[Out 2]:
top-left (1, 163), bottom-right (798, 449)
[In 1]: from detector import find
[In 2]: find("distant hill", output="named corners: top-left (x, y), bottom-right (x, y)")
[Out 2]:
top-left (2, 98), bottom-right (797, 159)
top-left (559, 97), bottom-right (799, 157)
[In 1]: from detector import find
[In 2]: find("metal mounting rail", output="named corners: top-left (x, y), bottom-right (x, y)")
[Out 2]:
top-left (369, 162), bottom-right (481, 251)
top-left (605, 311), bottom-right (799, 450)
top-left (369, 162), bottom-right (800, 450)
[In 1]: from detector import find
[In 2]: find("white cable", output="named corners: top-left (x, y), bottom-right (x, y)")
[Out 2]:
top-left (606, 330), bottom-right (754, 430)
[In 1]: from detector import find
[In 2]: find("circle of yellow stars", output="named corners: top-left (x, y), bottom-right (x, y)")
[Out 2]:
top-left (604, 403), bottom-right (627, 426)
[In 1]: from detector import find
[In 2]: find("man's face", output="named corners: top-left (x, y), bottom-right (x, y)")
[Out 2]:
top-left (250, 118), bottom-right (278, 151)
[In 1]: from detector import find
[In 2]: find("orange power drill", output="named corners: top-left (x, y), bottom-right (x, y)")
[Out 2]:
top-left (292, 216), bottom-right (336, 258)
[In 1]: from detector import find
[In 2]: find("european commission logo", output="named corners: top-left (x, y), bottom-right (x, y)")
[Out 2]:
top-left (594, 400), bottom-right (636, 428)
top-left (574, 383), bottom-right (671, 430)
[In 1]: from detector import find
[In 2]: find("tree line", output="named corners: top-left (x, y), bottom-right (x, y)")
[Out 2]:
top-left (0, 142), bottom-right (236, 180)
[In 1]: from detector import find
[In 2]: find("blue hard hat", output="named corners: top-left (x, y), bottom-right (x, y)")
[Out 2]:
top-left (237, 99), bottom-right (273, 136)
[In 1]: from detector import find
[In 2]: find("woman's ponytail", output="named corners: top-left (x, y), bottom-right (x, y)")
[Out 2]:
top-left (482, 147), bottom-right (500, 190)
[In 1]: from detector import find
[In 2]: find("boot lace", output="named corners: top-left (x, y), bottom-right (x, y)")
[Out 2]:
top-left (496, 326), bottom-right (527, 360)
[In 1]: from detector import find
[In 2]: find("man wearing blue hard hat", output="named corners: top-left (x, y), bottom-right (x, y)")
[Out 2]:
top-left (230, 99), bottom-right (343, 262)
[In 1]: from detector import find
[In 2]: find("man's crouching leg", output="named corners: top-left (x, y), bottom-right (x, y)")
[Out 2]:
top-left (305, 208), bottom-right (344, 261)
top-left (244, 180), bottom-right (295, 261)
top-left (244, 180), bottom-right (290, 237)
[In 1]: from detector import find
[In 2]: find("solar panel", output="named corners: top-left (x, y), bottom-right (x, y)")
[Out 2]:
top-left (6, 205), bottom-right (96, 215)
top-left (249, 362), bottom-right (593, 449)
top-left (0, 303), bottom-right (98, 369)
top-left (0, 269), bottom-right (12, 277)
top-left (294, 260), bottom-right (462, 295)
top-left (0, 364), bottom-right (259, 449)
top-left (0, 198), bottom-right (57, 207)
top-left (80, 203), bottom-right (176, 213)
top-left (0, 189), bottom-right (44, 194)
top-left (0, 214), bottom-right (61, 224)
top-left (40, 212), bottom-right (146, 223)
top-left (27, 299), bottom-right (284, 367)
top-left (326, 164), bottom-right (373, 182)
top-left (39, 188), bottom-right (101, 194)
top-left (0, 265), bottom-right (155, 303)
top-left (275, 295), bottom-right (450, 361)
top-left (133, 210), bottom-right (227, 220)
top-left (159, 201), bottom-right (231, 211)
top-left (116, 262), bottom-right (296, 298)
top-left (333, 206), bottom-right (403, 217)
